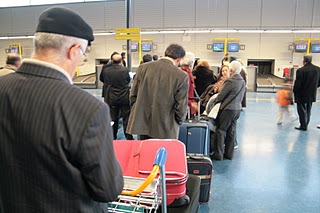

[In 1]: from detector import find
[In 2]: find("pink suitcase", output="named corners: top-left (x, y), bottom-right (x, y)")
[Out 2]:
top-left (113, 139), bottom-right (188, 205)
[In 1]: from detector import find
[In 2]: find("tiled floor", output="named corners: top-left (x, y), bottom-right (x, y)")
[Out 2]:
top-left (199, 92), bottom-right (320, 213)
top-left (86, 90), bottom-right (320, 213)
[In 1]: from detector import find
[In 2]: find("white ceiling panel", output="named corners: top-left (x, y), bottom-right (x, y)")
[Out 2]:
top-left (312, 0), bottom-right (320, 27)
top-left (295, 0), bottom-right (314, 27)
top-left (228, 0), bottom-right (262, 28)
top-left (11, 7), bottom-right (37, 35)
top-left (195, 0), bottom-right (228, 28)
top-left (105, 1), bottom-right (126, 30)
top-left (261, 0), bottom-right (296, 27)
top-left (133, 0), bottom-right (164, 29)
top-left (0, 9), bottom-right (12, 36)
top-left (164, 0), bottom-right (196, 28)
top-left (65, 2), bottom-right (106, 31)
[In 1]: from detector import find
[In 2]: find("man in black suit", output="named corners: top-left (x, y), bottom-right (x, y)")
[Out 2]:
top-left (100, 51), bottom-right (119, 99)
top-left (0, 7), bottom-right (123, 212)
top-left (100, 53), bottom-right (133, 140)
top-left (293, 55), bottom-right (320, 131)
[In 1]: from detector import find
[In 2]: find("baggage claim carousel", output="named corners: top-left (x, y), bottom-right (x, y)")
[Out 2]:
top-left (73, 73), bottom-right (98, 89)
top-left (256, 67), bottom-right (297, 92)
top-left (256, 73), bottom-right (285, 92)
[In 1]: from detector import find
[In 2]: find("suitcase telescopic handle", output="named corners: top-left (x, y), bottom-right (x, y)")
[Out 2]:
top-left (189, 97), bottom-right (200, 102)
top-left (187, 154), bottom-right (205, 160)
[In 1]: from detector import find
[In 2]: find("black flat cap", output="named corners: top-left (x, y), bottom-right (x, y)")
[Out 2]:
top-left (36, 7), bottom-right (94, 45)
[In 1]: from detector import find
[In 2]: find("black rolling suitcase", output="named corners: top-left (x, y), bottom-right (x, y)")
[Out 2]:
top-left (186, 154), bottom-right (213, 203)
top-left (158, 174), bottom-right (200, 213)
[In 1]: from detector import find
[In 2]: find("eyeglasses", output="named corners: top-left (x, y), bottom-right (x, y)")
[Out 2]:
top-left (78, 47), bottom-right (88, 66)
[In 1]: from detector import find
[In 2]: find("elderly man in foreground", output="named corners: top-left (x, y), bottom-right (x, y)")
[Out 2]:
top-left (0, 7), bottom-right (123, 212)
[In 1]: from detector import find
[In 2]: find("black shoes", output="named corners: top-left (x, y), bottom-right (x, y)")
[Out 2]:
top-left (294, 126), bottom-right (307, 131)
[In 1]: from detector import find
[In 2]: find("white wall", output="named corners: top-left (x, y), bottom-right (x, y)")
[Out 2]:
top-left (0, 0), bottom-right (320, 76)
top-left (1, 32), bottom-right (320, 76)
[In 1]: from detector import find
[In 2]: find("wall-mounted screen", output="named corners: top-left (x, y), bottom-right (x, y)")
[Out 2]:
top-left (141, 43), bottom-right (152, 52)
top-left (295, 43), bottom-right (308, 53)
top-left (9, 46), bottom-right (19, 53)
top-left (227, 43), bottom-right (239, 52)
top-left (131, 43), bottom-right (138, 52)
top-left (311, 44), bottom-right (320, 53)
top-left (212, 43), bottom-right (224, 52)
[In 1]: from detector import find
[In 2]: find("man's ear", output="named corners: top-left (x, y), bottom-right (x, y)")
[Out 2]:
top-left (175, 58), bottom-right (182, 66)
top-left (68, 45), bottom-right (79, 60)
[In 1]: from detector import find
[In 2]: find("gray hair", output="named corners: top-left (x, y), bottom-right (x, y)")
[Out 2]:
top-left (33, 32), bottom-right (87, 62)
top-left (229, 61), bottom-right (241, 75)
top-left (180, 52), bottom-right (195, 67)
top-left (303, 55), bottom-right (312, 63)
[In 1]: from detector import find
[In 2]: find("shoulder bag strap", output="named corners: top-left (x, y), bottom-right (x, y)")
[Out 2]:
top-left (220, 82), bottom-right (245, 110)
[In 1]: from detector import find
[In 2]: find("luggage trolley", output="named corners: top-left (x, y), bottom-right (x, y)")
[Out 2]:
top-left (108, 148), bottom-right (167, 213)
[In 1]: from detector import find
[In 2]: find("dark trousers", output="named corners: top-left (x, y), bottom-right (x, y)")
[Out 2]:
top-left (296, 103), bottom-right (312, 130)
top-left (241, 88), bottom-right (247, 108)
top-left (214, 110), bottom-right (241, 160)
top-left (109, 104), bottom-right (133, 140)
top-left (138, 135), bottom-right (152, 140)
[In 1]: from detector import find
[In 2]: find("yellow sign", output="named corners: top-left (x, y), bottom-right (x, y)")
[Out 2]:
top-left (115, 28), bottom-right (141, 40)
top-left (295, 38), bottom-right (320, 41)
top-left (8, 43), bottom-right (22, 56)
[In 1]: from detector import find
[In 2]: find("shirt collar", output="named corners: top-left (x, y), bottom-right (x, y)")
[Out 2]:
top-left (160, 57), bottom-right (176, 65)
top-left (22, 59), bottom-right (73, 84)
top-left (4, 64), bottom-right (18, 71)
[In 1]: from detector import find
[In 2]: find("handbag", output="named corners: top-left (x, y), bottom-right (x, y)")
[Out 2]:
top-left (208, 103), bottom-right (221, 119)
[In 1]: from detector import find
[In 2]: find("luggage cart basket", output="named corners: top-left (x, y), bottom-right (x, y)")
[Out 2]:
top-left (108, 148), bottom-right (167, 213)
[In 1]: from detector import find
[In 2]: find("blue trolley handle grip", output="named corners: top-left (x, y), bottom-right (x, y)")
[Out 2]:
top-left (153, 148), bottom-right (167, 167)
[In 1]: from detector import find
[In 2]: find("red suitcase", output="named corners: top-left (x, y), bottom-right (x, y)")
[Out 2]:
top-left (113, 140), bottom-right (188, 205)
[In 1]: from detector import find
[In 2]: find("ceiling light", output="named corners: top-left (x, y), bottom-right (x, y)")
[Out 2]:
top-left (0, 36), bottom-right (34, 39)
top-left (140, 31), bottom-right (159, 35)
top-left (293, 30), bottom-right (320, 33)
top-left (158, 30), bottom-right (185, 34)
top-left (264, 30), bottom-right (292, 33)
top-left (93, 32), bottom-right (115, 36)
top-left (184, 30), bottom-right (211, 33)
top-left (211, 30), bottom-right (237, 33)
top-left (237, 30), bottom-right (264, 33)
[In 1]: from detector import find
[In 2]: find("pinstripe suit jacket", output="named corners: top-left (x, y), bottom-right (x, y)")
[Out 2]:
top-left (0, 61), bottom-right (123, 213)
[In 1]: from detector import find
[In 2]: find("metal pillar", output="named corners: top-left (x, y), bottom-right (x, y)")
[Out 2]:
top-left (126, 0), bottom-right (132, 70)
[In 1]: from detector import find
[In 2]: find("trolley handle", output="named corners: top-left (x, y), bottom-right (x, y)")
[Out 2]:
top-left (122, 148), bottom-right (167, 197)
top-left (153, 147), bottom-right (167, 167)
